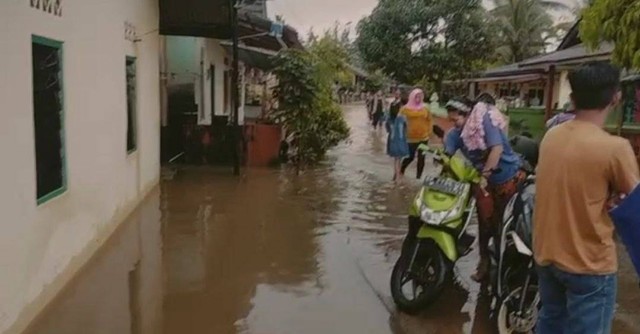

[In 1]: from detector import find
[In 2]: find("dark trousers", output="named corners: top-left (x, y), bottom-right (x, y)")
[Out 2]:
top-left (401, 141), bottom-right (427, 178)
top-left (372, 112), bottom-right (383, 128)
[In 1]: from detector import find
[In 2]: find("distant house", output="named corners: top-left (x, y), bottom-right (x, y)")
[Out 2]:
top-left (450, 21), bottom-right (615, 138)
top-left (458, 20), bottom-right (640, 154)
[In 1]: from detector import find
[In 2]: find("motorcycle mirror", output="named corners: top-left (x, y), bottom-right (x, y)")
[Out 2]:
top-left (433, 125), bottom-right (445, 138)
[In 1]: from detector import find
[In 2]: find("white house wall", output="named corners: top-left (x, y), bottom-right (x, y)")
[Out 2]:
top-left (205, 39), bottom-right (229, 118)
top-left (0, 1), bottom-right (160, 332)
top-left (556, 70), bottom-right (572, 109)
top-left (166, 37), bottom-right (229, 126)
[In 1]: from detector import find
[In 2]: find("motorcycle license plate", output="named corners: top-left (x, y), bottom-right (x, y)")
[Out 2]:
top-left (423, 176), bottom-right (465, 196)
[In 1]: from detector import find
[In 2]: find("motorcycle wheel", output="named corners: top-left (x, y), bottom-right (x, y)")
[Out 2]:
top-left (496, 286), bottom-right (540, 334)
top-left (390, 240), bottom-right (448, 314)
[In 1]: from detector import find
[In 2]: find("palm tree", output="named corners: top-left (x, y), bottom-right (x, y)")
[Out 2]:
top-left (490, 0), bottom-right (571, 63)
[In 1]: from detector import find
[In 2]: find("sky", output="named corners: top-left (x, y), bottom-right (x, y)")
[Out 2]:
top-left (268, 0), bottom-right (377, 38)
top-left (267, 0), bottom-right (576, 40)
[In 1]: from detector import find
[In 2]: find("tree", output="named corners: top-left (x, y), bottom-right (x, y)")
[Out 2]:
top-left (580, 0), bottom-right (640, 69)
top-left (490, 0), bottom-right (570, 63)
top-left (363, 70), bottom-right (387, 92)
top-left (306, 24), bottom-right (360, 91)
top-left (270, 50), bottom-right (350, 171)
top-left (356, 0), bottom-right (496, 93)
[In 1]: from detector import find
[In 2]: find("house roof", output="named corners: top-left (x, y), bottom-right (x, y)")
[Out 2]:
top-left (159, 0), bottom-right (231, 38)
top-left (345, 63), bottom-right (369, 78)
top-left (239, 0), bottom-right (267, 18)
top-left (220, 42), bottom-right (278, 70)
top-left (518, 43), bottom-right (614, 68)
top-left (238, 13), bottom-right (303, 50)
top-left (159, 0), bottom-right (302, 50)
top-left (482, 63), bottom-right (543, 77)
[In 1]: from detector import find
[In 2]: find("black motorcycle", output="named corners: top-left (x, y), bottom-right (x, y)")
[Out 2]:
top-left (491, 171), bottom-right (539, 334)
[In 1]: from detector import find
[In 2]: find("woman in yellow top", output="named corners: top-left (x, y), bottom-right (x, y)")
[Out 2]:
top-left (400, 88), bottom-right (432, 179)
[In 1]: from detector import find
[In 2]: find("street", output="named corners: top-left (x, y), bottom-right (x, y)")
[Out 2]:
top-left (25, 104), bottom-right (640, 334)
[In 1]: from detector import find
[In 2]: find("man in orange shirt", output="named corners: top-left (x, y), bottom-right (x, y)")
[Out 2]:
top-left (534, 62), bottom-right (640, 333)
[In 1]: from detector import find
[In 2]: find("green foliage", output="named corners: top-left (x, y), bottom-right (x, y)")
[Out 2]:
top-left (356, 0), bottom-right (495, 91)
top-left (306, 23), bottom-right (358, 91)
top-left (581, 0), bottom-right (640, 69)
top-left (490, 0), bottom-right (570, 63)
top-left (270, 49), bottom-right (350, 170)
top-left (363, 69), bottom-right (386, 92)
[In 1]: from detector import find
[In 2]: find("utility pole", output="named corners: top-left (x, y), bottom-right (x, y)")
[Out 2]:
top-left (230, 0), bottom-right (241, 175)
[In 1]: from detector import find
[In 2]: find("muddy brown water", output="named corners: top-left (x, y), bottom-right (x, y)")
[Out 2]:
top-left (25, 104), bottom-right (639, 334)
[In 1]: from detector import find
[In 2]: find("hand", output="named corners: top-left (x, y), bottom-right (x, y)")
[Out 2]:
top-left (479, 177), bottom-right (489, 196)
top-left (607, 193), bottom-right (627, 210)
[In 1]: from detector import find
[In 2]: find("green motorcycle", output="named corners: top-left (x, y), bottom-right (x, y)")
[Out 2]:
top-left (390, 134), bottom-right (481, 314)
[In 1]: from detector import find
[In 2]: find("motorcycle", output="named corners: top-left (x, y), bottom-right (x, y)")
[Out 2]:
top-left (491, 169), bottom-right (538, 333)
top-left (390, 126), bottom-right (481, 314)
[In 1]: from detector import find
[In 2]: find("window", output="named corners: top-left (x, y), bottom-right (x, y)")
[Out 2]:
top-left (126, 57), bottom-right (137, 153)
top-left (527, 88), bottom-right (544, 107)
top-left (32, 36), bottom-right (66, 204)
top-left (621, 80), bottom-right (640, 124)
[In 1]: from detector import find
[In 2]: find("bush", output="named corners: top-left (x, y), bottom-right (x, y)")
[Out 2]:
top-left (270, 49), bottom-right (350, 171)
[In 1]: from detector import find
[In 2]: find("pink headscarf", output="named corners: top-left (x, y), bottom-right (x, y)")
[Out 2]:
top-left (460, 102), bottom-right (508, 151)
top-left (404, 88), bottom-right (425, 110)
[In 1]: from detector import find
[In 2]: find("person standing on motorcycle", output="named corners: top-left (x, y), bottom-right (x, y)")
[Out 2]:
top-left (444, 97), bottom-right (524, 281)
top-left (400, 88), bottom-right (432, 179)
top-left (534, 62), bottom-right (640, 334)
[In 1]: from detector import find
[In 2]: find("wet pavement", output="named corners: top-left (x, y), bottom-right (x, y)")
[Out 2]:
top-left (25, 104), bottom-right (640, 334)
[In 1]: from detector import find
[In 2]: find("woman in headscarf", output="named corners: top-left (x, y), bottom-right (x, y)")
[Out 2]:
top-left (400, 88), bottom-right (432, 179)
top-left (444, 97), bottom-right (524, 281)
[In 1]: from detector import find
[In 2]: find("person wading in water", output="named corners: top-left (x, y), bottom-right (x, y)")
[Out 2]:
top-left (399, 88), bottom-right (432, 179)
top-left (386, 89), bottom-right (410, 181)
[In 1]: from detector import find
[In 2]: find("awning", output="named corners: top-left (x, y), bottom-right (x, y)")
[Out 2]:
top-left (220, 42), bottom-right (278, 70)
top-left (159, 0), bottom-right (231, 38)
top-left (473, 73), bottom-right (544, 83)
top-left (237, 13), bottom-right (303, 50)
top-left (446, 73), bottom-right (544, 84)
top-left (159, 2), bottom-right (302, 50)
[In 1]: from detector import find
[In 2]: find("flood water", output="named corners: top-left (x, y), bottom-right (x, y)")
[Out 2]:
top-left (25, 104), bottom-right (640, 334)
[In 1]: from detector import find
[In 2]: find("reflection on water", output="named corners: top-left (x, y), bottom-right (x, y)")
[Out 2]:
top-left (24, 188), bottom-right (163, 334)
top-left (24, 105), bottom-right (640, 334)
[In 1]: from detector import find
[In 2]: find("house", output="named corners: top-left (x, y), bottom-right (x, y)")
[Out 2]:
top-left (0, 0), bottom-right (161, 332)
top-left (459, 21), bottom-right (614, 138)
top-left (160, 10), bottom-right (302, 165)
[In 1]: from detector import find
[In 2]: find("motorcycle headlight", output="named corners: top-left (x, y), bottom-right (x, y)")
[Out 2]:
top-left (414, 189), bottom-right (464, 225)
top-left (420, 208), bottom-right (448, 225)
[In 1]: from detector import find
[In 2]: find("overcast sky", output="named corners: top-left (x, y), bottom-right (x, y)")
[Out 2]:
top-left (268, 0), bottom-right (377, 38)
top-left (267, 0), bottom-right (575, 40)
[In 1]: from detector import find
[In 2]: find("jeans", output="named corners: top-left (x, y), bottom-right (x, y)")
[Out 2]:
top-left (536, 264), bottom-right (616, 334)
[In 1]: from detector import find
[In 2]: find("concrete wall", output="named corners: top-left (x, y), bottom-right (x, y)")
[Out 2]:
top-left (556, 70), bottom-right (572, 109)
top-left (23, 190), bottom-right (163, 334)
top-left (165, 36), bottom-right (230, 125)
top-left (0, 0), bottom-right (160, 332)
